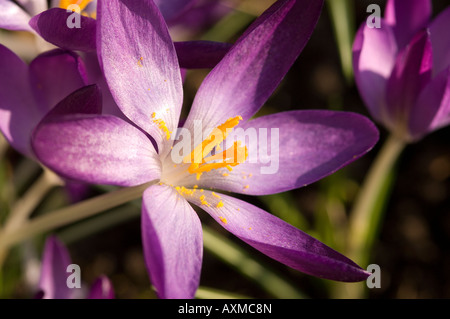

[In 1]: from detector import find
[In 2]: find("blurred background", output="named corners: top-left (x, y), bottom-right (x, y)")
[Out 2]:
top-left (0, 0), bottom-right (449, 299)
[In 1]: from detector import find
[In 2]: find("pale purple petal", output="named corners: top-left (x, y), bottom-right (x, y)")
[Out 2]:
top-left (385, 30), bottom-right (433, 131)
top-left (29, 49), bottom-right (89, 114)
top-left (187, 191), bottom-right (369, 282)
top-left (192, 110), bottom-right (379, 195)
top-left (429, 6), bottom-right (450, 76)
top-left (98, 0), bottom-right (183, 157)
top-left (384, 0), bottom-right (431, 48)
top-left (87, 276), bottom-right (115, 299)
top-left (38, 236), bottom-right (73, 299)
top-left (141, 184), bottom-right (203, 299)
top-left (183, 0), bottom-right (324, 134)
top-left (174, 41), bottom-right (232, 69)
top-left (352, 20), bottom-right (397, 122)
top-left (0, 44), bottom-right (39, 157)
top-left (29, 8), bottom-right (97, 52)
top-left (409, 67), bottom-right (450, 140)
top-left (32, 86), bottom-right (161, 186)
top-left (0, 0), bottom-right (33, 31)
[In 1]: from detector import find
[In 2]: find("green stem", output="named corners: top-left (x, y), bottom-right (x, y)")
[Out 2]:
top-left (347, 135), bottom-right (405, 263)
top-left (338, 135), bottom-right (405, 298)
top-left (3, 169), bottom-right (62, 234)
top-left (0, 181), bottom-right (154, 269)
top-left (326, 0), bottom-right (355, 84)
top-left (195, 286), bottom-right (251, 299)
top-left (0, 169), bottom-right (61, 269)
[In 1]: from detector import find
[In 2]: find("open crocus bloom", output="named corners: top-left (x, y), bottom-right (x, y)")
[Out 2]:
top-left (353, 0), bottom-right (450, 142)
top-left (37, 235), bottom-right (114, 299)
top-left (32, 0), bottom-right (379, 298)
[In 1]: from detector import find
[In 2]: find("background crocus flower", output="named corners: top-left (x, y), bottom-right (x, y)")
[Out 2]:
top-left (36, 235), bottom-right (114, 299)
top-left (0, 46), bottom-right (89, 158)
top-left (32, 0), bottom-right (379, 299)
top-left (353, 0), bottom-right (450, 142)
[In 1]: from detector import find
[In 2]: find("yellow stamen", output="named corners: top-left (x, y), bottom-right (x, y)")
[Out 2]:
top-left (59, 0), bottom-right (92, 11)
top-left (151, 112), bottom-right (171, 140)
top-left (219, 216), bottom-right (227, 224)
top-left (199, 195), bottom-right (209, 206)
top-left (59, 0), bottom-right (95, 18)
top-left (182, 116), bottom-right (248, 180)
top-left (175, 186), bottom-right (195, 197)
top-left (137, 57), bottom-right (144, 67)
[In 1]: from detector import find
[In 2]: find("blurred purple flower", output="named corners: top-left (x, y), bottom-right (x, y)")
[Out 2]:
top-left (37, 235), bottom-right (114, 299)
top-left (32, 0), bottom-right (379, 298)
top-left (353, 0), bottom-right (450, 142)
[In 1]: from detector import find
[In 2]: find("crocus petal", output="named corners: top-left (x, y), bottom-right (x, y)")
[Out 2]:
top-left (174, 41), bottom-right (232, 69)
top-left (385, 30), bottom-right (433, 133)
top-left (32, 86), bottom-right (161, 186)
top-left (409, 67), bottom-right (450, 140)
top-left (141, 184), bottom-right (203, 299)
top-left (429, 6), bottom-right (450, 76)
top-left (0, 44), bottom-right (39, 157)
top-left (87, 276), bottom-right (115, 299)
top-left (154, 0), bottom-right (198, 25)
top-left (187, 191), bottom-right (369, 282)
top-left (384, 0), bottom-right (431, 49)
top-left (0, 0), bottom-right (33, 31)
top-left (183, 0), bottom-right (324, 135)
top-left (38, 236), bottom-right (73, 299)
top-left (29, 49), bottom-right (89, 114)
top-left (192, 110), bottom-right (379, 195)
top-left (98, 0), bottom-right (183, 157)
top-left (29, 8), bottom-right (97, 52)
top-left (352, 20), bottom-right (397, 122)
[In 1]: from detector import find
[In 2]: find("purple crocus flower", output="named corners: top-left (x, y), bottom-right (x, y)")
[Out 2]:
top-left (0, 46), bottom-right (89, 158)
top-left (353, 0), bottom-right (450, 142)
top-left (37, 235), bottom-right (114, 299)
top-left (32, 0), bottom-right (379, 298)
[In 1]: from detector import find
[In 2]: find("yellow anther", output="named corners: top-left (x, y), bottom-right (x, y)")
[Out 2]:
top-left (199, 195), bottom-right (209, 206)
top-left (182, 116), bottom-right (248, 180)
top-left (151, 112), bottom-right (171, 140)
top-left (175, 186), bottom-right (195, 197)
top-left (137, 57), bottom-right (144, 67)
top-left (219, 216), bottom-right (227, 224)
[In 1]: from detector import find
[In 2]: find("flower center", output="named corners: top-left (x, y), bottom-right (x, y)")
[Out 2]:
top-left (160, 116), bottom-right (248, 186)
top-left (183, 116), bottom-right (248, 180)
top-left (59, 0), bottom-right (96, 18)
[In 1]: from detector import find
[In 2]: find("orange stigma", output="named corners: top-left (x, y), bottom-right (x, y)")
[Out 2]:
top-left (59, 0), bottom-right (96, 18)
top-left (183, 116), bottom-right (248, 180)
